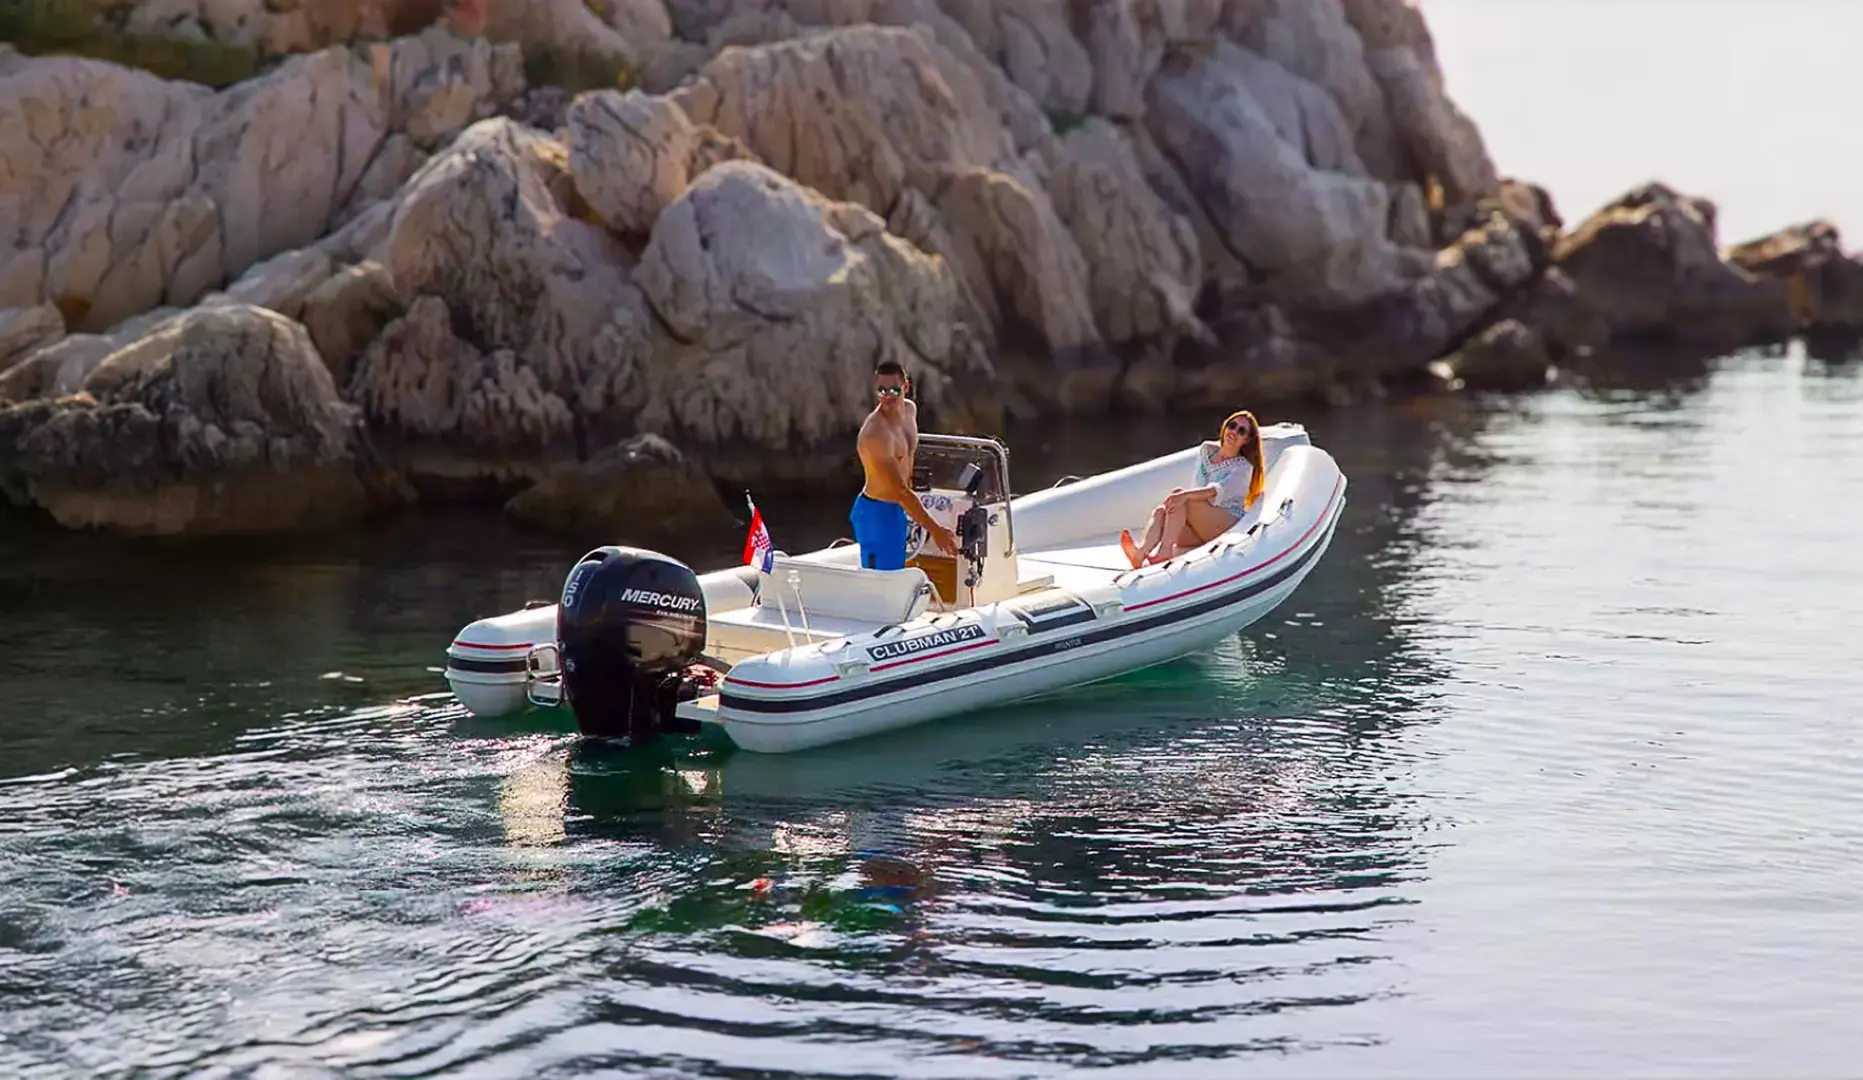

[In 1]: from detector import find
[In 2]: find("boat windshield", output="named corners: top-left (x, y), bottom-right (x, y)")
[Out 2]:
top-left (910, 436), bottom-right (1010, 505)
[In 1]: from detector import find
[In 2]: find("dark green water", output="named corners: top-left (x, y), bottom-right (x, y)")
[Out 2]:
top-left (2, 351), bottom-right (1860, 1077)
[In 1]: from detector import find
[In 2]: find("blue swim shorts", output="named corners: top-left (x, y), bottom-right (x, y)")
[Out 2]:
top-left (850, 493), bottom-right (910, 570)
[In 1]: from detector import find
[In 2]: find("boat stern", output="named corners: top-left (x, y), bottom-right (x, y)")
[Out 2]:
top-left (445, 602), bottom-right (558, 717)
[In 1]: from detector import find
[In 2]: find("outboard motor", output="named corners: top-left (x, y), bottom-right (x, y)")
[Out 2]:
top-left (556, 545), bottom-right (709, 745)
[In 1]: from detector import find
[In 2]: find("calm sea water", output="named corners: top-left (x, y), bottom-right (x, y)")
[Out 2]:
top-left (2, 349), bottom-right (1860, 1077)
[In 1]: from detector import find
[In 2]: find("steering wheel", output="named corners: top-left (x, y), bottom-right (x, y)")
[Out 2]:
top-left (904, 521), bottom-right (929, 562)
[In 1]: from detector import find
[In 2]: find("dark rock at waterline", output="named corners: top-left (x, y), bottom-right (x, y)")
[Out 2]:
top-left (1417, 184), bottom-right (1863, 381)
top-left (1433, 318), bottom-right (1551, 392)
top-left (1417, 183), bottom-right (1863, 383)
top-left (1287, 202), bottom-right (1543, 373)
top-left (1488, 267), bottom-right (1609, 364)
top-left (1800, 326), bottom-right (1863, 365)
top-left (0, 305), bottom-right (374, 535)
top-left (1724, 219), bottom-right (1863, 330)
top-left (1551, 183), bottom-right (1795, 348)
top-left (503, 433), bottom-right (736, 544)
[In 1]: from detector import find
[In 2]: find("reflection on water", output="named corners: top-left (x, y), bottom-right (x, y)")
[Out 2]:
top-left (2, 347), bottom-right (1860, 1076)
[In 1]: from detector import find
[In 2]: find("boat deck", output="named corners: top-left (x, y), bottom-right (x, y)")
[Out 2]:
top-left (1016, 536), bottom-right (1131, 591)
top-left (707, 528), bottom-right (1233, 661)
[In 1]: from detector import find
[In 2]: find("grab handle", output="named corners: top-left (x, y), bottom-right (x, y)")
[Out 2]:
top-left (524, 643), bottom-right (564, 709)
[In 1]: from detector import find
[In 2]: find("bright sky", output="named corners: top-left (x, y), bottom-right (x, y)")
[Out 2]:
top-left (1422, 0), bottom-right (1863, 245)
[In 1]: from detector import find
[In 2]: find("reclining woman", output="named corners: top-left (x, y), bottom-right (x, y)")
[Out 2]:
top-left (1120, 410), bottom-right (1266, 568)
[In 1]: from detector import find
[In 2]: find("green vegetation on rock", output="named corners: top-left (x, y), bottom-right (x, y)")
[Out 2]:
top-left (3, 0), bottom-right (631, 95)
top-left (524, 41), bottom-right (631, 95)
top-left (1047, 110), bottom-right (1090, 137)
top-left (0, 0), bottom-right (267, 87)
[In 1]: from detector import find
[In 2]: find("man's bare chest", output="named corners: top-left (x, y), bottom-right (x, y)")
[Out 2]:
top-left (872, 425), bottom-right (910, 461)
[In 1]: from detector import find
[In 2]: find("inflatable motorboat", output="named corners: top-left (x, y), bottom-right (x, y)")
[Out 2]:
top-left (444, 423), bottom-right (1348, 754)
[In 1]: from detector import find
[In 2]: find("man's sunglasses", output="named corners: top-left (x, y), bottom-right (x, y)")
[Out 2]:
top-left (876, 385), bottom-right (905, 398)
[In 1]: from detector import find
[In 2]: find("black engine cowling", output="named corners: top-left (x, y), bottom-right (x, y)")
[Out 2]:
top-left (557, 545), bottom-right (708, 744)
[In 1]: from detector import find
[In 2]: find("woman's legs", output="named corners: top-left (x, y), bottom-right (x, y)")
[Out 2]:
top-left (1147, 501), bottom-right (1191, 563)
top-left (1158, 502), bottom-right (1241, 561)
top-left (1122, 504), bottom-right (1169, 567)
top-left (1126, 495), bottom-right (1238, 568)
top-left (1181, 502), bottom-right (1240, 551)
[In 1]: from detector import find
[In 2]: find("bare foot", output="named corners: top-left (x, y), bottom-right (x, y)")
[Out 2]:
top-left (1119, 529), bottom-right (1143, 568)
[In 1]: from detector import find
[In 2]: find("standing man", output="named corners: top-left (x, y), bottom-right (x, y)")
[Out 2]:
top-left (852, 361), bottom-right (957, 569)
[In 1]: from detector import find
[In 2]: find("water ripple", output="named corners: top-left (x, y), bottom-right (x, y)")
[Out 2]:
top-left (3, 358), bottom-right (1862, 1076)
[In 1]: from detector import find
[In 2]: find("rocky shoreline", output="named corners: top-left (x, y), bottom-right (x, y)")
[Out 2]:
top-left (2, 0), bottom-right (1859, 539)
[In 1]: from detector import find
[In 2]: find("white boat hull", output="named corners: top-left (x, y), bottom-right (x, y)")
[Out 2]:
top-left (444, 425), bottom-right (1347, 754)
top-left (712, 468), bottom-right (1344, 752)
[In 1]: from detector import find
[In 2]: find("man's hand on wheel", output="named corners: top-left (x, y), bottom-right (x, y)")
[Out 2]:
top-left (930, 523), bottom-right (959, 555)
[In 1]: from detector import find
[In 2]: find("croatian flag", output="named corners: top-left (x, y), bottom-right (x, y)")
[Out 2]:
top-left (743, 493), bottom-right (774, 573)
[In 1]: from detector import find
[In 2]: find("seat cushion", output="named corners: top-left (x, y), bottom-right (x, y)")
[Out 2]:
top-left (758, 557), bottom-right (933, 624)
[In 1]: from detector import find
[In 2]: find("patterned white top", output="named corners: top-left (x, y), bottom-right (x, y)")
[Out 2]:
top-left (1194, 440), bottom-right (1256, 518)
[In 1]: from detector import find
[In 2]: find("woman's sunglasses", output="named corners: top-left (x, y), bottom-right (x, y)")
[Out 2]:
top-left (1225, 420), bottom-right (1252, 435)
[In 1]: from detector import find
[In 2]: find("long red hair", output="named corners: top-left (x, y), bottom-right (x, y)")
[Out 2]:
top-left (1219, 410), bottom-right (1265, 511)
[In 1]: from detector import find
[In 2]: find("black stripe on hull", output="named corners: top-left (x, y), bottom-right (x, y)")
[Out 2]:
top-left (448, 656), bottom-right (530, 675)
top-left (719, 514), bottom-right (1339, 716)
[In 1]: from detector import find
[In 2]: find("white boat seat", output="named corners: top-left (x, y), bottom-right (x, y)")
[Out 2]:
top-left (705, 558), bottom-right (934, 663)
top-left (757, 556), bottom-right (934, 625)
top-left (707, 605), bottom-right (876, 660)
